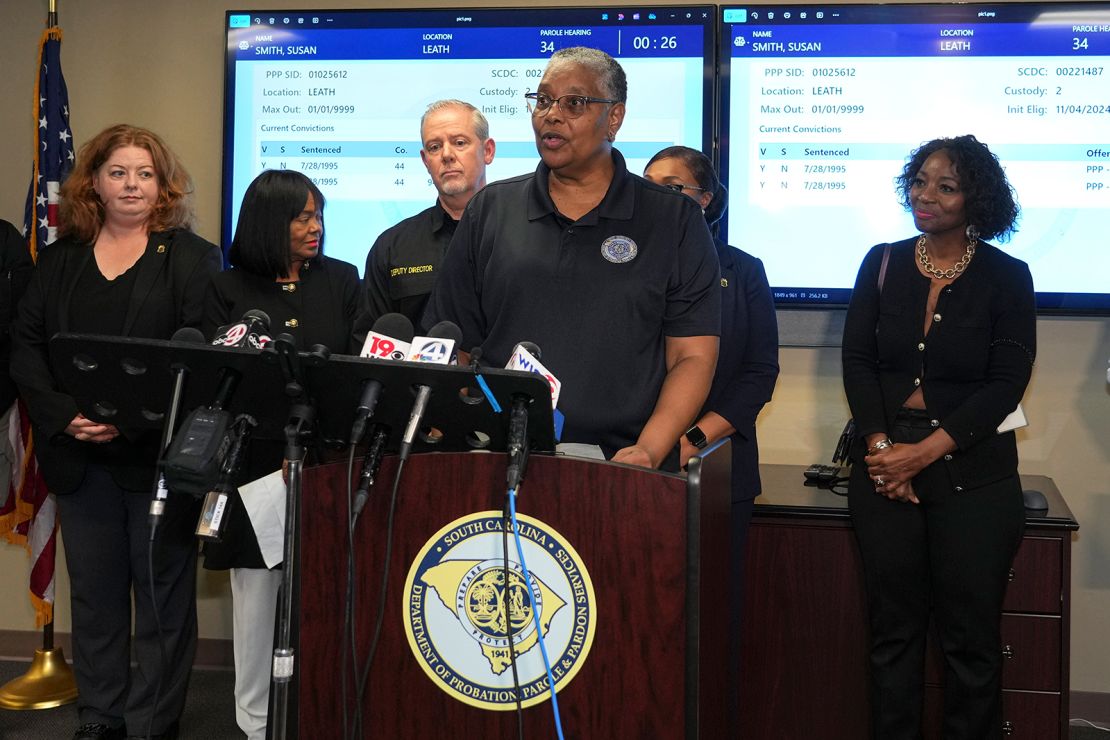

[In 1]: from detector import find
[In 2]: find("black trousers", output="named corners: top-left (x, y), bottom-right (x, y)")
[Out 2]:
top-left (57, 465), bottom-right (199, 734)
top-left (848, 409), bottom-right (1025, 740)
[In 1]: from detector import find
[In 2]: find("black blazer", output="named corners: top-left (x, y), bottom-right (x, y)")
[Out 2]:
top-left (0, 220), bottom-right (34, 411)
top-left (704, 240), bottom-right (779, 502)
top-left (10, 229), bottom-right (222, 494)
top-left (842, 238), bottom-right (1036, 491)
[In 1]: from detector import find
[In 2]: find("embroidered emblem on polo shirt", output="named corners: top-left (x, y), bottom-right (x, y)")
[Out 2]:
top-left (600, 235), bottom-right (638, 264)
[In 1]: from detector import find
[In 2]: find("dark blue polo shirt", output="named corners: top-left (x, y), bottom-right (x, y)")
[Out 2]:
top-left (425, 149), bottom-right (721, 457)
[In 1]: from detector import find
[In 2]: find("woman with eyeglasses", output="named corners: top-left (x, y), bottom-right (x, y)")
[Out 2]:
top-left (425, 47), bottom-right (721, 471)
top-left (645, 145), bottom-right (779, 709)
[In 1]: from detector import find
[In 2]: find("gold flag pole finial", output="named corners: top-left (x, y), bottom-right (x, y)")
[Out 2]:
top-left (48, 0), bottom-right (58, 27)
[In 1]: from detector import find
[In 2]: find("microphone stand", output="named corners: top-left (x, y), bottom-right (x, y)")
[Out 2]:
top-left (149, 359), bottom-right (192, 538)
top-left (267, 335), bottom-right (328, 740)
top-left (271, 400), bottom-right (314, 740)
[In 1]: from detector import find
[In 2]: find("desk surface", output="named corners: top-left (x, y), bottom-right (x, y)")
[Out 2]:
top-left (756, 464), bottom-right (1078, 531)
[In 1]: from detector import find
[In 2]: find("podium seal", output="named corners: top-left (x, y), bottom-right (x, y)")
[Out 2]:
top-left (403, 511), bottom-right (597, 710)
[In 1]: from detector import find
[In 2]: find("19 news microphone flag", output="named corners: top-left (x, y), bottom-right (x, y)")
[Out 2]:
top-left (0, 17), bottom-right (76, 628)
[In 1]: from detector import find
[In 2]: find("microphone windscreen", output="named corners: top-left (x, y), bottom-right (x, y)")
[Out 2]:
top-left (171, 327), bottom-right (206, 344)
top-left (516, 341), bottom-right (542, 360)
top-left (242, 308), bottom-right (271, 330)
top-left (371, 313), bottom-right (415, 343)
top-left (426, 320), bottom-right (463, 345)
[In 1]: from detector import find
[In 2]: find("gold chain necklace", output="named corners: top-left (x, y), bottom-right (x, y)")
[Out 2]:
top-left (917, 233), bottom-right (976, 280)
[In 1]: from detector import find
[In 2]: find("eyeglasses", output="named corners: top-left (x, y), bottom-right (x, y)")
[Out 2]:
top-left (662, 183), bottom-right (708, 194)
top-left (524, 92), bottom-right (618, 118)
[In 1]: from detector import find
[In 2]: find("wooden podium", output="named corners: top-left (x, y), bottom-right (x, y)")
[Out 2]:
top-left (294, 446), bottom-right (731, 738)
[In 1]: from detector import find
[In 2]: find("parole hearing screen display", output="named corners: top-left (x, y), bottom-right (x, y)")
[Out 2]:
top-left (223, 7), bottom-right (715, 272)
top-left (720, 3), bottom-right (1110, 310)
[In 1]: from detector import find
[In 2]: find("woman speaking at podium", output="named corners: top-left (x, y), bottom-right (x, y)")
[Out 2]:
top-left (11, 124), bottom-right (221, 740)
top-left (425, 47), bottom-right (721, 471)
top-left (201, 169), bottom-right (360, 740)
top-left (842, 135), bottom-right (1035, 739)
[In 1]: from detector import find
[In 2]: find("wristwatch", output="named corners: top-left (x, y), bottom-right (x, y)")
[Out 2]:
top-left (684, 425), bottom-right (708, 450)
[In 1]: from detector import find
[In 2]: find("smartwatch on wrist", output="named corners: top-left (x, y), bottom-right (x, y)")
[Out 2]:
top-left (684, 425), bottom-right (709, 450)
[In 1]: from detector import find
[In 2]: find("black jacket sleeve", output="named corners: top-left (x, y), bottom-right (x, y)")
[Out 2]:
top-left (708, 253), bottom-right (779, 437)
top-left (841, 244), bottom-right (888, 437)
top-left (0, 220), bottom-right (34, 411)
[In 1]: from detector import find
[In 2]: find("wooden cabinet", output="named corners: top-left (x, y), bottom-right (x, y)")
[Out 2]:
top-left (738, 465), bottom-right (1077, 739)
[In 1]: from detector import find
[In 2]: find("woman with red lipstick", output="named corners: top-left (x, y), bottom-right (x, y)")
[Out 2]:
top-left (201, 169), bottom-right (359, 740)
top-left (11, 124), bottom-right (221, 740)
top-left (842, 135), bottom-right (1034, 739)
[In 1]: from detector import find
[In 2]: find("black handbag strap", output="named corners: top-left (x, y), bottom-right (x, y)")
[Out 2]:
top-left (877, 243), bottom-right (892, 294)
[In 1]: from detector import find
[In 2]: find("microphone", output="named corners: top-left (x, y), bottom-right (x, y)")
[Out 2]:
top-left (210, 308), bottom-right (273, 349)
top-left (503, 342), bottom-right (551, 491)
top-left (350, 313), bottom-right (414, 445)
top-left (505, 396), bottom-right (529, 491)
top-left (149, 327), bottom-right (205, 533)
top-left (398, 320), bottom-right (462, 461)
top-left (352, 426), bottom-right (390, 519)
top-left (211, 309), bottom-right (273, 409)
top-left (359, 313), bottom-right (414, 360)
top-left (163, 311), bottom-right (273, 498)
top-left (195, 414), bottom-right (258, 541)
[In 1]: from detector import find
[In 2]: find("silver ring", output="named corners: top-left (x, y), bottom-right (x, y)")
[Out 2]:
top-left (875, 477), bottom-right (886, 487)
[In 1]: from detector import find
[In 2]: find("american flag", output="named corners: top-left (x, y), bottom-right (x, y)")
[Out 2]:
top-left (0, 24), bottom-right (73, 627)
top-left (23, 25), bottom-right (74, 257)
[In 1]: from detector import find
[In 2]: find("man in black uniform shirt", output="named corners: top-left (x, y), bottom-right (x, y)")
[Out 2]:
top-left (358, 99), bottom-right (496, 333)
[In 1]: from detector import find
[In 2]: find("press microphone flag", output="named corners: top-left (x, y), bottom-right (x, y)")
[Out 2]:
top-left (405, 326), bottom-right (460, 364)
top-left (350, 313), bottom-right (415, 444)
top-left (399, 320), bottom-right (463, 460)
top-left (360, 312), bottom-right (414, 360)
top-left (211, 308), bottom-right (272, 349)
top-left (505, 342), bottom-right (561, 410)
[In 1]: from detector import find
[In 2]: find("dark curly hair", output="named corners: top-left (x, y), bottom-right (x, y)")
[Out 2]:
top-left (896, 134), bottom-right (1019, 242)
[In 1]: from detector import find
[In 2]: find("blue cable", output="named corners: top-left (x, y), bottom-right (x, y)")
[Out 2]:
top-left (475, 373), bottom-right (502, 413)
top-left (508, 488), bottom-right (566, 740)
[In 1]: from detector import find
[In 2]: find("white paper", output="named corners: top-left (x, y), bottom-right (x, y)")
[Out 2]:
top-left (237, 469), bottom-right (287, 569)
top-left (555, 443), bottom-right (606, 461)
top-left (997, 403), bottom-right (1028, 434)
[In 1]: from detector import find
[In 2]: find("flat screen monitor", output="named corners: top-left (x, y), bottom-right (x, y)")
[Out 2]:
top-left (719, 3), bottom-right (1110, 313)
top-left (223, 6), bottom-right (716, 272)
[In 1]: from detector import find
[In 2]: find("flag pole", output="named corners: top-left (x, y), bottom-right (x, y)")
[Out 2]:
top-left (0, 0), bottom-right (77, 710)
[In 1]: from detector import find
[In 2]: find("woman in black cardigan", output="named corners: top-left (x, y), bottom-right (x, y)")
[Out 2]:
top-left (11, 124), bottom-right (221, 740)
top-left (842, 135), bottom-right (1035, 739)
top-left (201, 170), bottom-right (359, 740)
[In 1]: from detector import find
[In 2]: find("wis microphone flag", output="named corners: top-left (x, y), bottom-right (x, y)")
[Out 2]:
top-left (1, 18), bottom-right (74, 628)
